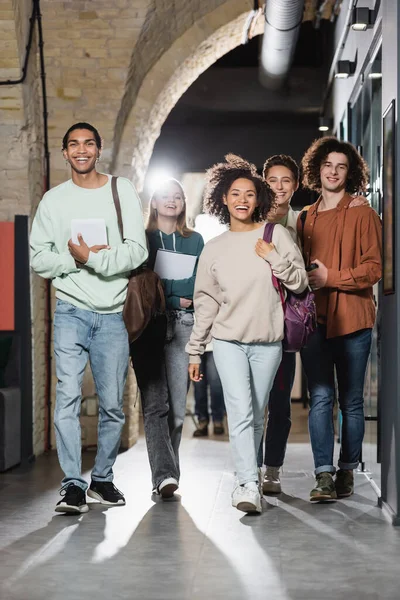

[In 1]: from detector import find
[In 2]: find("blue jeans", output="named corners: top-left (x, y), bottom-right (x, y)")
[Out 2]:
top-left (213, 338), bottom-right (282, 485)
top-left (194, 351), bottom-right (225, 422)
top-left (53, 299), bottom-right (129, 491)
top-left (257, 351), bottom-right (296, 468)
top-left (301, 325), bottom-right (372, 475)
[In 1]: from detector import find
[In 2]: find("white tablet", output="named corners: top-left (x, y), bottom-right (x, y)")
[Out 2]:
top-left (71, 219), bottom-right (107, 247)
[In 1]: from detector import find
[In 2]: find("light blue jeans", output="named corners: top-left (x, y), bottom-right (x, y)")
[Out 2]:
top-left (213, 338), bottom-right (282, 485)
top-left (53, 299), bottom-right (129, 491)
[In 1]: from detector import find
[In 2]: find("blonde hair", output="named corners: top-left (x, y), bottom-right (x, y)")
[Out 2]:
top-left (146, 178), bottom-right (193, 237)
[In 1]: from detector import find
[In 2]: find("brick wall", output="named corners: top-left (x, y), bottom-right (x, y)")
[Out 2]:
top-left (0, 0), bottom-right (263, 456)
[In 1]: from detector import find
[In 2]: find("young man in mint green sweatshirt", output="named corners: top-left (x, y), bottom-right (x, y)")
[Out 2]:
top-left (30, 122), bottom-right (148, 514)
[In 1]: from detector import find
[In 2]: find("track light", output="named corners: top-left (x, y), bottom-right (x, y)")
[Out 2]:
top-left (351, 7), bottom-right (375, 31)
top-left (318, 117), bottom-right (333, 132)
top-left (335, 60), bottom-right (356, 79)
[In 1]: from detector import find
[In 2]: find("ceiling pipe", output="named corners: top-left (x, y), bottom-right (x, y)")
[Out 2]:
top-left (259, 0), bottom-right (305, 90)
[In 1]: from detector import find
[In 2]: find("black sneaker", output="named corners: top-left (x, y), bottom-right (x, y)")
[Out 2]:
top-left (87, 481), bottom-right (126, 506)
top-left (193, 420), bottom-right (209, 437)
top-left (55, 483), bottom-right (89, 514)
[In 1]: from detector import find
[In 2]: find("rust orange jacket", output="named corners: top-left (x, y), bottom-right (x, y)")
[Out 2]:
top-left (297, 193), bottom-right (382, 338)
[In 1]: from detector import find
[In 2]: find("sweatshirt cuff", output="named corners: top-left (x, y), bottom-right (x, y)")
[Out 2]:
top-left (85, 251), bottom-right (101, 271)
top-left (264, 248), bottom-right (289, 271)
top-left (63, 253), bottom-right (81, 273)
top-left (326, 269), bottom-right (340, 288)
top-left (188, 355), bottom-right (201, 365)
top-left (167, 295), bottom-right (181, 310)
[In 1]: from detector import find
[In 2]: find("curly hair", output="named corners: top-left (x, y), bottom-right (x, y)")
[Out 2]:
top-left (263, 154), bottom-right (299, 182)
top-left (302, 136), bottom-right (369, 193)
top-left (203, 154), bottom-right (274, 225)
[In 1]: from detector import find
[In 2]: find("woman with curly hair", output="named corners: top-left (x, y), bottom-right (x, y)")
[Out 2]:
top-left (186, 154), bottom-right (308, 514)
top-left (298, 137), bottom-right (382, 502)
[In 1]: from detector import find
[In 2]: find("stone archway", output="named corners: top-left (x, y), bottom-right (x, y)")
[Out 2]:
top-left (112, 0), bottom-right (263, 190)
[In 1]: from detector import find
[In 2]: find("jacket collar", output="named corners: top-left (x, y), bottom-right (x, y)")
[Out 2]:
top-left (309, 192), bottom-right (352, 216)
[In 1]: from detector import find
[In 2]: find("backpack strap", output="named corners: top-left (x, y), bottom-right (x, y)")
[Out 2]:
top-left (263, 223), bottom-right (285, 307)
top-left (299, 205), bottom-right (311, 265)
top-left (111, 176), bottom-right (124, 240)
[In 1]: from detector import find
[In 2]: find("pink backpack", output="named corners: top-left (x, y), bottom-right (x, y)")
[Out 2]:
top-left (263, 223), bottom-right (317, 352)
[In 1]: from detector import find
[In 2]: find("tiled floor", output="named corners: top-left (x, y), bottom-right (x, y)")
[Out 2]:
top-left (1, 414), bottom-right (399, 600)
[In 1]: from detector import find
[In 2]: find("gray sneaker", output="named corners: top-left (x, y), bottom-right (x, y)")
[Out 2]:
top-left (310, 472), bottom-right (337, 502)
top-left (263, 466), bottom-right (282, 494)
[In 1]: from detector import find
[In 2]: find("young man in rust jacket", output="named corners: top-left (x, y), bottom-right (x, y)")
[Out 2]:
top-left (298, 137), bottom-right (382, 502)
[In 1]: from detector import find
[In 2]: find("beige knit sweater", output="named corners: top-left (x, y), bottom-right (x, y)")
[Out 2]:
top-left (186, 223), bottom-right (308, 364)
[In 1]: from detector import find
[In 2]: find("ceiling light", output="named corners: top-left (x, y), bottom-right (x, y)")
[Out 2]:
top-left (318, 117), bottom-right (333, 132)
top-left (351, 7), bottom-right (375, 31)
top-left (335, 60), bottom-right (356, 79)
top-left (145, 167), bottom-right (175, 193)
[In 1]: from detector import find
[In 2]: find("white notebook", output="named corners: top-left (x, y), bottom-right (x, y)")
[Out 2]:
top-left (154, 249), bottom-right (197, 279)
top-left (71, 219), bottom-right (107, 247)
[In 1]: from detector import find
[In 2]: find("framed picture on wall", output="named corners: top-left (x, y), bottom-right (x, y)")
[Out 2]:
top-left (382, 99), bottom-right (395, 295)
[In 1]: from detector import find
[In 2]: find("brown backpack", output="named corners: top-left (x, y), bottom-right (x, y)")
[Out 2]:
top-left (111, 176), bottom-right (165, 343)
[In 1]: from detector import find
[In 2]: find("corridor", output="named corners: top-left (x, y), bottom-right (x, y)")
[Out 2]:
top-left (1, 418), bottom-right (399, 600)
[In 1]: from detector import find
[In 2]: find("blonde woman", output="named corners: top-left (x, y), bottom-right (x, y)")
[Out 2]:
top-left (130, 179), bottom-right (204, 499)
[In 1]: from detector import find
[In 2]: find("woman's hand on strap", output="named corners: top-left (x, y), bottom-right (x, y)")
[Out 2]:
top-left (255, 239), bottom-right (275, 260)
top-left (188, 363), bottom-right (203, 382)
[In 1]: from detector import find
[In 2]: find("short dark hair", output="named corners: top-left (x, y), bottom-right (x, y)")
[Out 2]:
top-left (203, 154), bottom-right (274, 225)
top-left (62, 122), bottom-right (102, 151)
top-left (302, 136), bottom-right (369, 193)
top-left (262, 154), bottom-right (299, 182)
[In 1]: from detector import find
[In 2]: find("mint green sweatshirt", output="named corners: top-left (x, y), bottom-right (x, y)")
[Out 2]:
top-left (30, 175), bottom-right (148, 313)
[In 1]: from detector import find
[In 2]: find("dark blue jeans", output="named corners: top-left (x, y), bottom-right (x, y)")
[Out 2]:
top-left (257, 351), bottom-right (296, 468)
top-left (194, 351), bottom-right (225, 422)
top-left (301, 325), bottom-right (372, 475)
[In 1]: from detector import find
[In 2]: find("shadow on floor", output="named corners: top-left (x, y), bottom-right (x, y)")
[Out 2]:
top-left (0, 500), bottom-right (245, 600)
top-left (238, 484), bottom-right (400, 600)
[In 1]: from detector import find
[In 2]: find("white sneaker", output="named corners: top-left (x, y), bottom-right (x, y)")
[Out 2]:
top-left (232, 481), bottom-right (262, 514)
top-left (158, 477), bottom-right (178, 499)
top-left (263, 466), bottom-right (281, 494)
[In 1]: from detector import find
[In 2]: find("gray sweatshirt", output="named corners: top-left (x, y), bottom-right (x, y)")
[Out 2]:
top-left (185, 223), bottom-right (307, 363)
